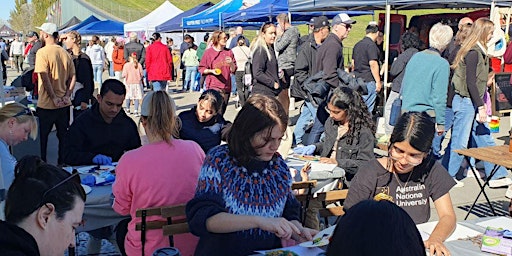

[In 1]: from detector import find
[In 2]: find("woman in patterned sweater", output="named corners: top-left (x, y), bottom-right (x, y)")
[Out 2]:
top-left (186, 94), bottom-right (317, 256)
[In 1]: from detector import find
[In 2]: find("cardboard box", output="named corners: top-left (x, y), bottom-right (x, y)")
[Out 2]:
top-left (481, 227), bottom-right (512, 256)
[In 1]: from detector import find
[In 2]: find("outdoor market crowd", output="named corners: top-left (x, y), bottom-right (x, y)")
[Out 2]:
top-left (0, 10), bottom-right (510, 256)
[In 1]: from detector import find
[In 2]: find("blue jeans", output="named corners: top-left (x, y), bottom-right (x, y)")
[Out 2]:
top-left (108, 61), bottom-right (114, 77)
top-left (184, 66), bottom-right (198, 91)
top-left (151, 80), bottom-right (167, 91)
top-left (92, 64), bottom-right (103, 84)
top-left (362, 81), bottom-right (377, 114)
top-left (294, 101), bottom-right (317, 145)
top-left (231, 74), bottom-right (237, 95)
top-left (448, 95), bottom-right (508, 179)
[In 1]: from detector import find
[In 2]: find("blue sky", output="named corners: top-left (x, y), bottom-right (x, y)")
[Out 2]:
top-left (1, 1), bottom-right (20, 23)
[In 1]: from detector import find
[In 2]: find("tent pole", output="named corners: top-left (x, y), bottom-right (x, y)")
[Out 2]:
top-left (383, 3), bottom-right (391, 105)
top-left (490, 1), bottom-right (496, 21)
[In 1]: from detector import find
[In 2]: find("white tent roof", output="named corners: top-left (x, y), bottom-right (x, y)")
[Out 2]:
top-left (124, 1), bottom-right (183, 35)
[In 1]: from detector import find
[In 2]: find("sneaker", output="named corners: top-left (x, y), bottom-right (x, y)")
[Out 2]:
top-left (453, 178), bottom-right (464, 188)
top-left (506, 185), bottom-right (512, 199)
top-left (489, 177), bottom-right (512, 188)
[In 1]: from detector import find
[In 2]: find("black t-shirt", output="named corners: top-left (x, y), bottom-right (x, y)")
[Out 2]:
top-left (352, 36), bottom-right (380, 82)
top-left (344, 158), bottom-right (455, 224)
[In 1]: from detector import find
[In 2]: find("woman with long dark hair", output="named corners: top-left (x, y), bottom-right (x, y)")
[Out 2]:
top-left (294, 87), bottom-right (375, 181)
top-left (344, 112), bottom-right (456, 256)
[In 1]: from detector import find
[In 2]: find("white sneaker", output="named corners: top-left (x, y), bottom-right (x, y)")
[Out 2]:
top-left (453, 178), bottom-right (464, 188)
top-left (489, 177), bottom-right (512, 188)
top-left (506, 185), bottom-right (512, 199)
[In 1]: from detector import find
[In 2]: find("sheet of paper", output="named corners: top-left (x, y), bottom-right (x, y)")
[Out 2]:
top-left (255, 245), bottom-right (324, 255)
top-left (477, 216), bottom-right (512, 230)
top-left (416, 221), bottom-right (481, 241)
top-left (309, 161), bottom-right (336, 172)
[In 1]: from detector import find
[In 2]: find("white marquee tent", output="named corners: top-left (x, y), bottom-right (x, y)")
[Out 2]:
top-left (123, 1), bottom-right (183, 37)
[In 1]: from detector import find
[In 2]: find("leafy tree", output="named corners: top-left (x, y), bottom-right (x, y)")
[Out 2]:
top-left (32, 0), bottom-right (56, 29)
top-left (9, 0), bottom-right (32, 34)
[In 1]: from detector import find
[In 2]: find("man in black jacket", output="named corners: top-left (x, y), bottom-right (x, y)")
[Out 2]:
top-left (124, 32), bottom-right (146, 66)
top-left (63, 79), bottom-right (141, 166)
top-left (293, 16), bottom-right (330, 146)
top-left (309, 13), bottom-right (356, 143)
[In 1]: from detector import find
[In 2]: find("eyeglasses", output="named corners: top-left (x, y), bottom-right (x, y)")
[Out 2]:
top-left (324, 104), bottom-right (348, 115)
top-left (389, 144), bottom-right (424, 166)
top-left (34, 171), bottom-right (80, 212)
top-left (13, 108), bottom-right (34, 118)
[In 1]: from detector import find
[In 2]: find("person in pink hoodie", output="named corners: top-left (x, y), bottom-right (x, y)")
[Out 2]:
top-left (113, 91), bottom-right (205, 256)
top-left (122, 52), bottom-right (144, 116)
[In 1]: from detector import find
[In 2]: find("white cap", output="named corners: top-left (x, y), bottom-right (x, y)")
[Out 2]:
top-left (36, 23), bottom-right (58, 35)
top-left (332, 13), bottom-right (356, 26)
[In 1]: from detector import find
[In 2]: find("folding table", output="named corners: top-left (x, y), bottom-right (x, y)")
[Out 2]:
top-left (454, 145), bottom-right (512, 220)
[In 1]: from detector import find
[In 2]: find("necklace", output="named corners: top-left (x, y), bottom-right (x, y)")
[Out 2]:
top-left (387, 157), bottom-right (413, 189)
top-left (393, 171), bottom-right (413, 189)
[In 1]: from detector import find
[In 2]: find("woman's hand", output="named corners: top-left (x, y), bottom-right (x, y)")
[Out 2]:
top-left (290, 220), bottom-right (319, 242)
top-left (256, 217), bottom-right (301, 240)
top-left (425, 237), bottom-right (450, 256)
top-left (274, 82), bottom-right (280, 89)
top-left (300, 162), bottom-right (311, 181)
top-left (477, 106), bottom-right (487, 123)
top-left (320, 157), bottom-right (336, 164)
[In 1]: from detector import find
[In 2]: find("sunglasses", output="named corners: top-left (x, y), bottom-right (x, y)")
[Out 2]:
top-left (341, 23), bottom-right (352, 29)
top-left (13, 108), bottom-right (34, 118)
top-left (33, 171), bottom-right (81, 212)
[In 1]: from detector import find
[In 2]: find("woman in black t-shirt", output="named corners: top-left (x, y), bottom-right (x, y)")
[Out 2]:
top-left (344, 112), bottom-right (456, 256)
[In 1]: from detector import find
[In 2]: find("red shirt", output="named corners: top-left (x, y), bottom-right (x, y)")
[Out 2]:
top-left (146, 41), bottom-right (173, 81)
top-left (198, 47), bottom-right (236, 93)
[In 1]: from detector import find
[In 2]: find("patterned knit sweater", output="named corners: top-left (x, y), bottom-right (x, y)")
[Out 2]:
top-left (186, 144), bottom-right (301, 256)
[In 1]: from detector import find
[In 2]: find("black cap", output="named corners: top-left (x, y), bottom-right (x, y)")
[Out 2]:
top-left (309, 17), bottom-right (316, 26)
top-left (313, 16), bottom-right (329, 30)
top-left (27, 31), bottom-right (38, 38)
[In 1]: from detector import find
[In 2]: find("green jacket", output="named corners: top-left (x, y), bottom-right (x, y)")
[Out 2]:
top-left (452, 46), bottom-right (489, 99)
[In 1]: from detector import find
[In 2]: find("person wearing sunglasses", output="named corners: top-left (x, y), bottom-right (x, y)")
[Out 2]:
top-left (0, 103), bottom-right (38, 199)
top-left (0, 156), bottom-right (85, 255)
top-left (344, 112), bottom-right (456, 256)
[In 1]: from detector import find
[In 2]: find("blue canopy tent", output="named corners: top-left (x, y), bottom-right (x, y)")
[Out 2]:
top-left (182, 0), bottom-right (243, 30)
top-left (77, 20), bottom-right (125, 35)
top-left (155, 2), bottom-right (214, 32)
top-left (223, 0), bottom-right (372, 27)
top-left (60, 15), bottom-right (100, 33)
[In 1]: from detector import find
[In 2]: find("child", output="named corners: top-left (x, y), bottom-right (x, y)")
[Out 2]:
top-left (122, 52), bottom-right (143, 116)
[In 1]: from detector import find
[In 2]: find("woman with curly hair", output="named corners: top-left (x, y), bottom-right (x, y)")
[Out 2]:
top-left (294, 86), bottom-right (376, 182)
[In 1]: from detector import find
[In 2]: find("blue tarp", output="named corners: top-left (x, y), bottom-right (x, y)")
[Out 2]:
top-left (155, 2), bottom-right (214, 32)
top-left (76, 20), bottom-right (125, 35)
top-left (223, 0), bottom-right (372, 27)
top-left (182, 0), bottom-right (243, 30)
top-left (60, 15), bottom-right (100, 33)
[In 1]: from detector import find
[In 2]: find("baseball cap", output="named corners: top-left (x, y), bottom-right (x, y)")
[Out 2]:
top-left (313, 16), bottom-right (329, 30)
top-left (36, 23), bottom-right (58, 34)
top-left (26, 31), bottom-right (38, 38)
top-left (308, 17), bottom-right (316, 26)
top-left (332, 13), bottom-right (356, 26)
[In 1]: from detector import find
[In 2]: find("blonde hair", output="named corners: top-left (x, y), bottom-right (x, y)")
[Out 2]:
top-left (252, 22), bottom-right (275, 60)
top-left (0, 103), bottom-right (38, 140)
top-left (67, 31), bottom-right (81, 46)
top-left (142, 91), bottom-right (179, 145)
top-left (452, 18), bottom-right (494, 69)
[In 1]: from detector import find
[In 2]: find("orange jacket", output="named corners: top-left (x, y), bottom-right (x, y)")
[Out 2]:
top-left (113, 46), bottom-right (126, 72)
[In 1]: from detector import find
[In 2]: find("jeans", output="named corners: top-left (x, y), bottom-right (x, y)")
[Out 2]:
top-left (92, 64), bottom-right (103, 84)
top-left (125, 99), bottom-right (139, 113)
top-left (37, 107), bottom-right (70, 164)
top-left (448, 95), bottom-right (508, 179)
top-left (231, 74), bottom-right (237, 95)
top-left (384, 90), bottom-right (400, 135)
top-left (309, 101), bottom-right (328, 145)
top-left (294, 101), bottom-right (317, 145)
top-left (109, 61), bottom-right (114, 77)
top-left (184, 66), bottom-right (198, 91)
top-left (362, 81), bottom-right (377, 114)
top-left (13, 54), bottom-right (23, 72)
top-left (151, 80), bottom-right (167, 91)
